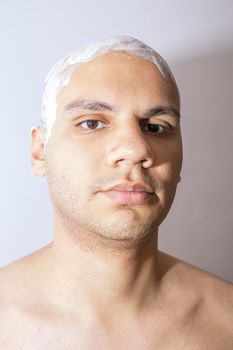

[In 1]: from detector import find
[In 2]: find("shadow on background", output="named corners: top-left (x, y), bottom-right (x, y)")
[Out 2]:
top-left (159, 45), bottom-right (233, 283)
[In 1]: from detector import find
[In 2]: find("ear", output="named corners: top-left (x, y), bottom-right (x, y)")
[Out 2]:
top-left (30, 126), bottom-right (47, 176)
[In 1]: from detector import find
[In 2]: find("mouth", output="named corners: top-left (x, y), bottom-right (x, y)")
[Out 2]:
top-left (100, 182), bottom-right (155, 205)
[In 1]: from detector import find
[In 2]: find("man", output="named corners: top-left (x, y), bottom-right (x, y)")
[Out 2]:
top-left (0, 36), bottom-right (232, 349)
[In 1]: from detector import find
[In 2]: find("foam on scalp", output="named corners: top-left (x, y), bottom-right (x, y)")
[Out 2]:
top-left (40, 35), bottom-right (176, 143)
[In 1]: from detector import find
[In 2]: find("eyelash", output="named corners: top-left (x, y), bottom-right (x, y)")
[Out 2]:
top-left (76, 119), bottom-right (171, 135)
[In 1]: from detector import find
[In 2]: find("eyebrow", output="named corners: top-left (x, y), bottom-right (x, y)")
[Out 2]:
top-left (63, 98), bottom-right (118, 115)
top-left (63, 98), bottom-right (180, 119)
top-left (141, 106), bottom-right (180, 119)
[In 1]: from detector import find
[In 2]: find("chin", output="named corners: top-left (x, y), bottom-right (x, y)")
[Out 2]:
top-left (89, 210), bottom-right (158, 243)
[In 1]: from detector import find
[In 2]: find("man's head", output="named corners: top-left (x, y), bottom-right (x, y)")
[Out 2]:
top-left (31, 36), bottom-right (182, 249)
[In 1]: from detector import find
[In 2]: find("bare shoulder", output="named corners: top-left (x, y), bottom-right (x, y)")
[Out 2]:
top-left (158, 251), bottom-right (233, 343)
top-left (0, 246), bottom-right (52, 348)
top-left (0, 245), bottom-right (51, 312)
top-left (158, 250), bottom-right (233, 291)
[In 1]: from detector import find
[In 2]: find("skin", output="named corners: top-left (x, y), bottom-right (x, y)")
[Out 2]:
top-left (0, 52), bottom-right (232, 349)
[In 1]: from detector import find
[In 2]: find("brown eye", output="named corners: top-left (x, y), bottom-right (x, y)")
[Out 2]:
top-left (79, 120), bottom-right (105, 130)
top-left (143, 123), bottom-right (169, 135)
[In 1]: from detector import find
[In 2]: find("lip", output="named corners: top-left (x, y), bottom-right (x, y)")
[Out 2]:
top-left (100, 182), bottom-right (155, 205)
top-left (108, 182), bottom-right (154, 193)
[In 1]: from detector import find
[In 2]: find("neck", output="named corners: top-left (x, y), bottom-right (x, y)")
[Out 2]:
top-left (46, 214), bottom-right (160, 322)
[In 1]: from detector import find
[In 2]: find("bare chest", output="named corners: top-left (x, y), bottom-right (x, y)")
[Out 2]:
top-left (1, 313), bottom-right (232, 350)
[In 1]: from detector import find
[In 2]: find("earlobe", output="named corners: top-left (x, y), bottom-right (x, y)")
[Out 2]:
top-left (30, 126), bottom-right (46, 177)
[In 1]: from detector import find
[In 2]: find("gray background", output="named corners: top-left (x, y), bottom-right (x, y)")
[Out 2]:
top-left (0, 0), bottom-right (232, 282)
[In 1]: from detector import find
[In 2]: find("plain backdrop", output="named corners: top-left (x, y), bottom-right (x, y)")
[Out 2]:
top-left (0, 0), bottom-right (232, 282)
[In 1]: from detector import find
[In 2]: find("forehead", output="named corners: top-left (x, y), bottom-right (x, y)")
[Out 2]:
top-left (57, 52), bottom-right (180, 116)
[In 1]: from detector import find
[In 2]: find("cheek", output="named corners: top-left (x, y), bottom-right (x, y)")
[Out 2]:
top-left (152, 150), bottom-right (182, 195)
top-left (48, 141), bottom-right (103, 192)
top-left (153, 139), bottom-right (182, 176)
top-left (45, 149), bottom-right (91, 210)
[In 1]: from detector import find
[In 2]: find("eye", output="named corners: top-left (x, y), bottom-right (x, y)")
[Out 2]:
top-left (142, 123), bottom-right (170, 135)
top-left (78, 120), bottom-right (106, 130)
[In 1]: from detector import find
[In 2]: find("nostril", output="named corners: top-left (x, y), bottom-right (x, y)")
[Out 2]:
top-left (141, 157), bottom-right (153, 169)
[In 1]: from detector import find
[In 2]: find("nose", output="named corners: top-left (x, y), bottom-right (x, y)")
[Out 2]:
top-left (106, 124), bottom-right (154, 169)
